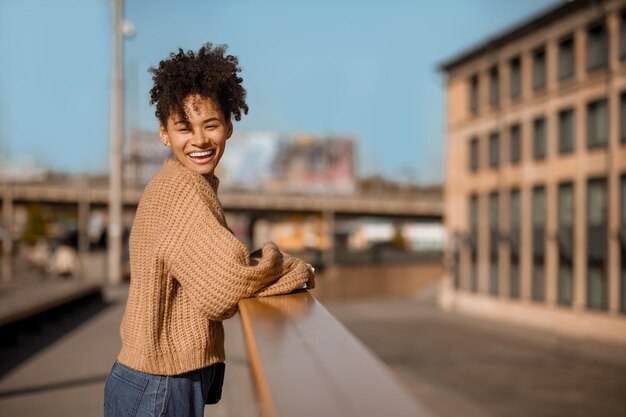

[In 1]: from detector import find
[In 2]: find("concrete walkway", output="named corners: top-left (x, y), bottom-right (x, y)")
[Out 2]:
top-left (0, 285), bottom-right (257, 417)
top-left (0, 288), bottom-right (123, 417)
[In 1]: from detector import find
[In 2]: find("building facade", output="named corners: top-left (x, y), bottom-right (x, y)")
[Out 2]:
top-left (440, 0), bottom-right (626, 344)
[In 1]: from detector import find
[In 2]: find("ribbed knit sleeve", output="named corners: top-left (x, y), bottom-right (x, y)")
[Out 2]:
top-left (164, 167), bottom-right (311, 321)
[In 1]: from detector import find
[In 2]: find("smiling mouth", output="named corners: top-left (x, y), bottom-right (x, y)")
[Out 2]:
top-left (187, 149), bottom-right (216, 163)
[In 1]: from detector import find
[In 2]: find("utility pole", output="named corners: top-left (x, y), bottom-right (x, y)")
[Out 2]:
top-left (108, 0), bottom-right (123, 285)
top-left (0, 93), bottom-right (11, 284)
top-left (2, 182), bottom-right (13, 285)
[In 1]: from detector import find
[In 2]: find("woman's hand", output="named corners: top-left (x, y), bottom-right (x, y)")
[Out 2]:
top-left (305, 263), bottom-right (316, 289)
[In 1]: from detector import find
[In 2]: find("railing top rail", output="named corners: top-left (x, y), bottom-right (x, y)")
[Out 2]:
top-left (238, 291), bottom-right (431, 417)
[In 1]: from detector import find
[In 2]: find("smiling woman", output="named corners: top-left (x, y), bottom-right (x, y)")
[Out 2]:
top-left (103, 43), bottom-right (315, 417)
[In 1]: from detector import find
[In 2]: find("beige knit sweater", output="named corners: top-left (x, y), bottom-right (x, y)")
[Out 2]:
top-left (117, 159), bottom-right (312, 375)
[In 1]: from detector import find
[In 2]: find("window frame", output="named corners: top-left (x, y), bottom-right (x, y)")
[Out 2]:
top-left (489, 132), bottom-right (500, 168)
top-left (489, 65), bottom-right (500, 108)
top-left (469, 74), bottom-right (479, 115)
top-left (619, 174), bottom-right (626, 313)
top-left (510, 123), bottom-right (521, 164)
top-left (618, 90), bottom-right (626, 144)
top-left (617, 9), bottom-right (626, 61)
top-left (469, 194), bottom-right (479, 293)
top-left (587, 177), bottom-right (608, 310)
top-left (558, 35), bottom-right (575, 81)
top-left (532, 185), bottom-right (547, 302)
top-left (469, 136), bottom-right (479, 172)
top-left (586, 21), bottom-right (608, 71)
top-left (558, 107), bottom-right (575, 154)
top-left (489, 191), bottom-right (500, 296)
top-left (557, 181), bottom-right (574, 306)
top-left (509, 56), bottom-right (521, 99)
top-left (587, 97), bottom-right (609, 149)
top-left (533, 116), bottom-right (547, 160)
top-left (532, 47), bottom-right (546, 91)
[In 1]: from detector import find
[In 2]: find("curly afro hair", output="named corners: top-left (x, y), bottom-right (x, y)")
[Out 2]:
top-left (149, 43), bottom-right (249, 125)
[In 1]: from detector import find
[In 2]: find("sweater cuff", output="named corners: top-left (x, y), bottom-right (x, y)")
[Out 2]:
top-left (255, 260), bottom-right (311, 297)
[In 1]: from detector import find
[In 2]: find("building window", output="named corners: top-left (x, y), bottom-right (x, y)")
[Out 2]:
top-left (510, 124), bottom-right (521, 164)
top-left (510, 188), bottom-right (520, 299)
top-left (489, 192), bottom-right (499, 296)
top-left (469, 74), bottom-right (479, 115)
top-left (510, 56), bottom-right (521, 99)
top-left (587, 22), bottom-right (608, 70)
top-left (469, 137), bottom-right (479, 172)
top-left (587, 98), bottom-right (608, 148)
top-left (558, 183), bottom-right (574, 228)
top-left (532, 186), bottom-right (546, 302)
top-left (619, 11), bottom-right (626, 60)
top-left (470, 194), bottom-right (479, 293)
top-left (558, 108), bottom-right (575, 154)
top-left (621, 92), bottom-right (626, 143)
top-left (622, 174), bottom-right (626, 229)
top-left (489, 65), bottom-right (499, 108)
top-left (558, 183), bottom-right (574, 306)
top-left (619, 174), bottom-right (626, 313)
top-left (587, 178), bottom-right (608, 310)
top-left (489, 132), bottom-right (500, 168)
top-left (533, 47), bottom-right (546, 91)
top-left (533, 117), bottom-right (547, 160)
top-left (558, 35), bottom-right (575, 80)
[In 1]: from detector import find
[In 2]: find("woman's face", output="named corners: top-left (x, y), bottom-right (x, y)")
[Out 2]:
top-left (159, 95), bottom-right (233, 177)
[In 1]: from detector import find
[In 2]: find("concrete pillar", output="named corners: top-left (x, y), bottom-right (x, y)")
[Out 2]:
top-left (246, 215), bottom-right (258, 252)
top-left (575, 27), bottom-right (586, 85)
top-left (607, 10), bottom-right (621, 314)
top-left (322, 209), bottom-right (335, 266)
top-left (496, 59), bottom-right (505, 110)
top-left (572, 68), bottom-right (587, 311)
top-left (520, 50), bottom-right (532, 101)
top-left (545, 37), bottom-right (559, 306)
top-left (78, 180), bottom-right (90, 280)
top-left (2, 182), bottom-right (13, 284)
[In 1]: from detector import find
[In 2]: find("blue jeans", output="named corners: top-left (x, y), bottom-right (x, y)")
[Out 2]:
top-left (103, 361), bottom-right (217, 417)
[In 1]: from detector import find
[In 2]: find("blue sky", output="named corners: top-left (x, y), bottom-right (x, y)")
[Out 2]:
top-left (0, 0), bottom-right (558, 183)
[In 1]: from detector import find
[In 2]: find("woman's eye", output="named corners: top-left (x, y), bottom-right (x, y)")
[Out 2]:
top-left (205, 125), bottom-right (217, 129)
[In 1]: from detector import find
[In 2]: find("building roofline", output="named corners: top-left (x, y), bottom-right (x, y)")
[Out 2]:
top-left (439, 0), bottom-right (602, 73)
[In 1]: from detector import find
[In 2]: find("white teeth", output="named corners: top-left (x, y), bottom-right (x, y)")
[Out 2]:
top-left (188, 150), bottom-right (214, 157)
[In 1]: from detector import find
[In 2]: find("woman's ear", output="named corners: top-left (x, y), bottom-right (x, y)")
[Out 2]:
top-left (225, 120), bottom-right (233, 140)
top-left (159, 125), bottom-right (171, 147)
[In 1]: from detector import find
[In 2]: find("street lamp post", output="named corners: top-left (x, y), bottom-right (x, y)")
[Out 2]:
top-left (108, 0), bottom-right (123, 285)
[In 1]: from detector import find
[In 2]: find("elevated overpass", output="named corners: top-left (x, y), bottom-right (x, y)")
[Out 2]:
top-left (2, 182), bottom-right (442, 219)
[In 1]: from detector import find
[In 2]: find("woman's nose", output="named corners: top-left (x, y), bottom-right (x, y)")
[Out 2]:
top-left (191, 130), bottom-right (210, 146)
